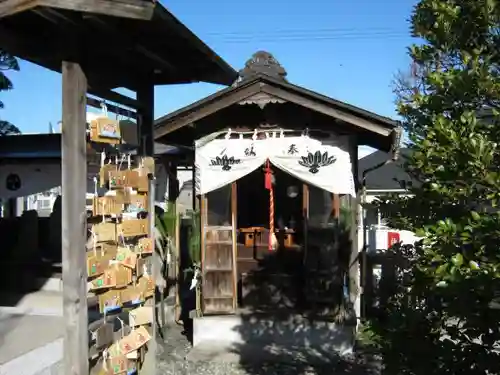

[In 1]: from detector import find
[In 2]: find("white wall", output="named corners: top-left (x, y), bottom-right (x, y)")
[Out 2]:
top-left (358, 190), bottom-right (417, 253)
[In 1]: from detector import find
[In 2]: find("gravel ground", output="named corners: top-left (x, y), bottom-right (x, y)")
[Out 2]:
top-left (155, 323), bottom-right (381, 375)
top-left (26, 322), bottom-right (381, 375)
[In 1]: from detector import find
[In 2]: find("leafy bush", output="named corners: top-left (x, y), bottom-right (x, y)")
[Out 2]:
top-left (366, 1), bottom-right (500, 374)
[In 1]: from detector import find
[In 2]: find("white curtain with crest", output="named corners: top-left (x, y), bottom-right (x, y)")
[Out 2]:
top-left (195, 135), bottom-right (355, 196)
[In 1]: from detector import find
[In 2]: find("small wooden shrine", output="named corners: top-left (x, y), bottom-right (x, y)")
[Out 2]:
top-left (156, 51), bottom-right (401, 320)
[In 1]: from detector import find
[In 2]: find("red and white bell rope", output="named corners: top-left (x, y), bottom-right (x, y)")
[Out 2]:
top-left (264, 159), bottom-right (277, 251)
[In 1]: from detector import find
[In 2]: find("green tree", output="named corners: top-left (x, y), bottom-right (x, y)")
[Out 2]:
top-left (366, 1), bottom-right (500, 374)
top-left (0, 49), bottom-right (21, 135)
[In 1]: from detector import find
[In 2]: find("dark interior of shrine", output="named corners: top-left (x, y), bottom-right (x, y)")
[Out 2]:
top-left (237, 167), bottom-right (303, 232)
top-left (235, 167), bottom-right (306, 311)
top-left (204, 164), bottom-right (350, 314)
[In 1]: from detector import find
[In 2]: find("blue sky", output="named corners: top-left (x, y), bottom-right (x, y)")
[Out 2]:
top-left (0, 0), bottom-right (416, 155)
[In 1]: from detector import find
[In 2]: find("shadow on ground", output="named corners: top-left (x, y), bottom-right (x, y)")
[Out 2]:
top-left (154, 222), bottom-right (381, 374)
top-left (0, 204), bottom-right (63, 305)
top-left (229, 247), bottom-right (379, 374)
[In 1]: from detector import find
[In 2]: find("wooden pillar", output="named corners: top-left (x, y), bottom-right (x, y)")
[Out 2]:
top-left (332, 194), bottom-right (340, 218)
top-left (136, 82), bottom-right (158, 354)
top-left (167, 160), bottom-right (178, 204)
top-left (302, 183), bottom-right (309, 266)
top-left (137, 83), bottom-right (155, 157)
top-left (349, 138), bottom-right (360, 316)
top-left (61, 61), bottom-right (88, 375)
top-left (231, 182), bottom-right (238, 310)
top-left (302, 184), bottom-right (309, 219)
top-left (192, 163), bottom-right (198, 211)
top-left (198, 195), bottom-right (207, 315)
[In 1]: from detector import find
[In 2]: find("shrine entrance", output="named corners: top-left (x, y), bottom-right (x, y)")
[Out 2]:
top-left (196, 130), bottom-right (357, 316)
top-left (207, 164), bottom-right (306, 311)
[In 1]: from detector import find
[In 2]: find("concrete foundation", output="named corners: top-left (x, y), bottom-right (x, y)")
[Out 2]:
top-left (193, 313), bottom-right (355, 357)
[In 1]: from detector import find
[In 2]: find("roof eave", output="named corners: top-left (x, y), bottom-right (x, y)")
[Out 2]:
top-left (154, 74), bottom-right (398, 149)
top-left (155, 6), bottom-right (237, 86)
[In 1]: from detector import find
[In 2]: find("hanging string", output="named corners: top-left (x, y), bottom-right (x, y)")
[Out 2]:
top-left (90, 228), bottom-right (97, 257)
top-left (102, 348), bottom-right (109, 371)
top-left (252, 129), bottom-right (258, 141)
top-left (264, 159), bottom-right (276, 251)
top-left (118, 154), bottom-right (126, 170)
top-left (116, 316), bottom-right (126, 337)
top-left (93, 176), bottom-right (105, 224)
top-left (119, 229), bottom-right (127, 247)
top-left (100, 151), bottom-right (106, 167)
top-left (89, 328), bottom-right (97, 341)
top-left (100, 102), bottom-right (108, 118)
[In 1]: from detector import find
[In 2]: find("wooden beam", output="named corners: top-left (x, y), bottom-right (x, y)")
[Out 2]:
top-left (86, 96), bottom-right (137, 118)
top-left (61, 61), bottom-right (88, 375)
top-left (32, 7), bottom-right (62, 23)
top-left (0, 0), bottom-right (155, 20)
top-left (154, 84), bottom-right (259, 139)
top-left (49, 0), bottom-right (155, 20)
top-left (39, 6), bottom-right (81, 25)
top-left (261, 84), bottom-right (392, 137)
top-left (88, 86), bottom-right (141, 110)
top-left (153, 4), bottom-right (237, 86)
top-left (29, 11), bottom-right (165, 88)
top-left (0, 23), bottom-right (133, 89)
top-left (137, 83), bottom-right (155, 156)
top-left (84, 15), bottom-right (179, 76)
top-left (0, 0), bottom-right (38, 19)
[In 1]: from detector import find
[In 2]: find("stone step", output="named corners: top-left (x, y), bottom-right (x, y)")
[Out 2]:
top-left (186, 340), bottom-right (361, 370)
top-left (34, 276), bottom-right (63, 293)
top-left (193, 313), bottom-right (355, 356)
top-left (0, 314), bottom-right (63, 368)
top-left (0, 290), bottom-right (63, 316)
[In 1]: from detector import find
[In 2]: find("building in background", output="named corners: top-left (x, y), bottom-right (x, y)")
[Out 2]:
top-left (358, 148), bottom-right (419, 251)
top-left (0, 112), bottom-right (177, 218)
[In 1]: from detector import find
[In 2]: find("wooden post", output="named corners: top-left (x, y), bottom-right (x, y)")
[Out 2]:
top-left (231, 182), bottom-right (238, 310)
top-left (349, 138), bottom-right (360, 318)
top-left (302, 184), bottom-right (309, 219)
top-left (61, 61), bottom-right (88, 375)
top-left (198, 195), bottom-right (207, 316)
top-left (192, 163), bottom-right (197, 211)
top-left (136, 82), bottom-right (157, 358)
top-left (136, 83), bottom-right (155, 157)
top-left (302, 183), bottom-right (309, 265)
top-left (332, 194), bottom-right (340, 218)
top-left (167, 160), bottom-right (178, 204)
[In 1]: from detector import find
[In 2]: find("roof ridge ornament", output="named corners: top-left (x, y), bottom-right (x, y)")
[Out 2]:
top-left (238, 51), bottom-right (288, 82)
